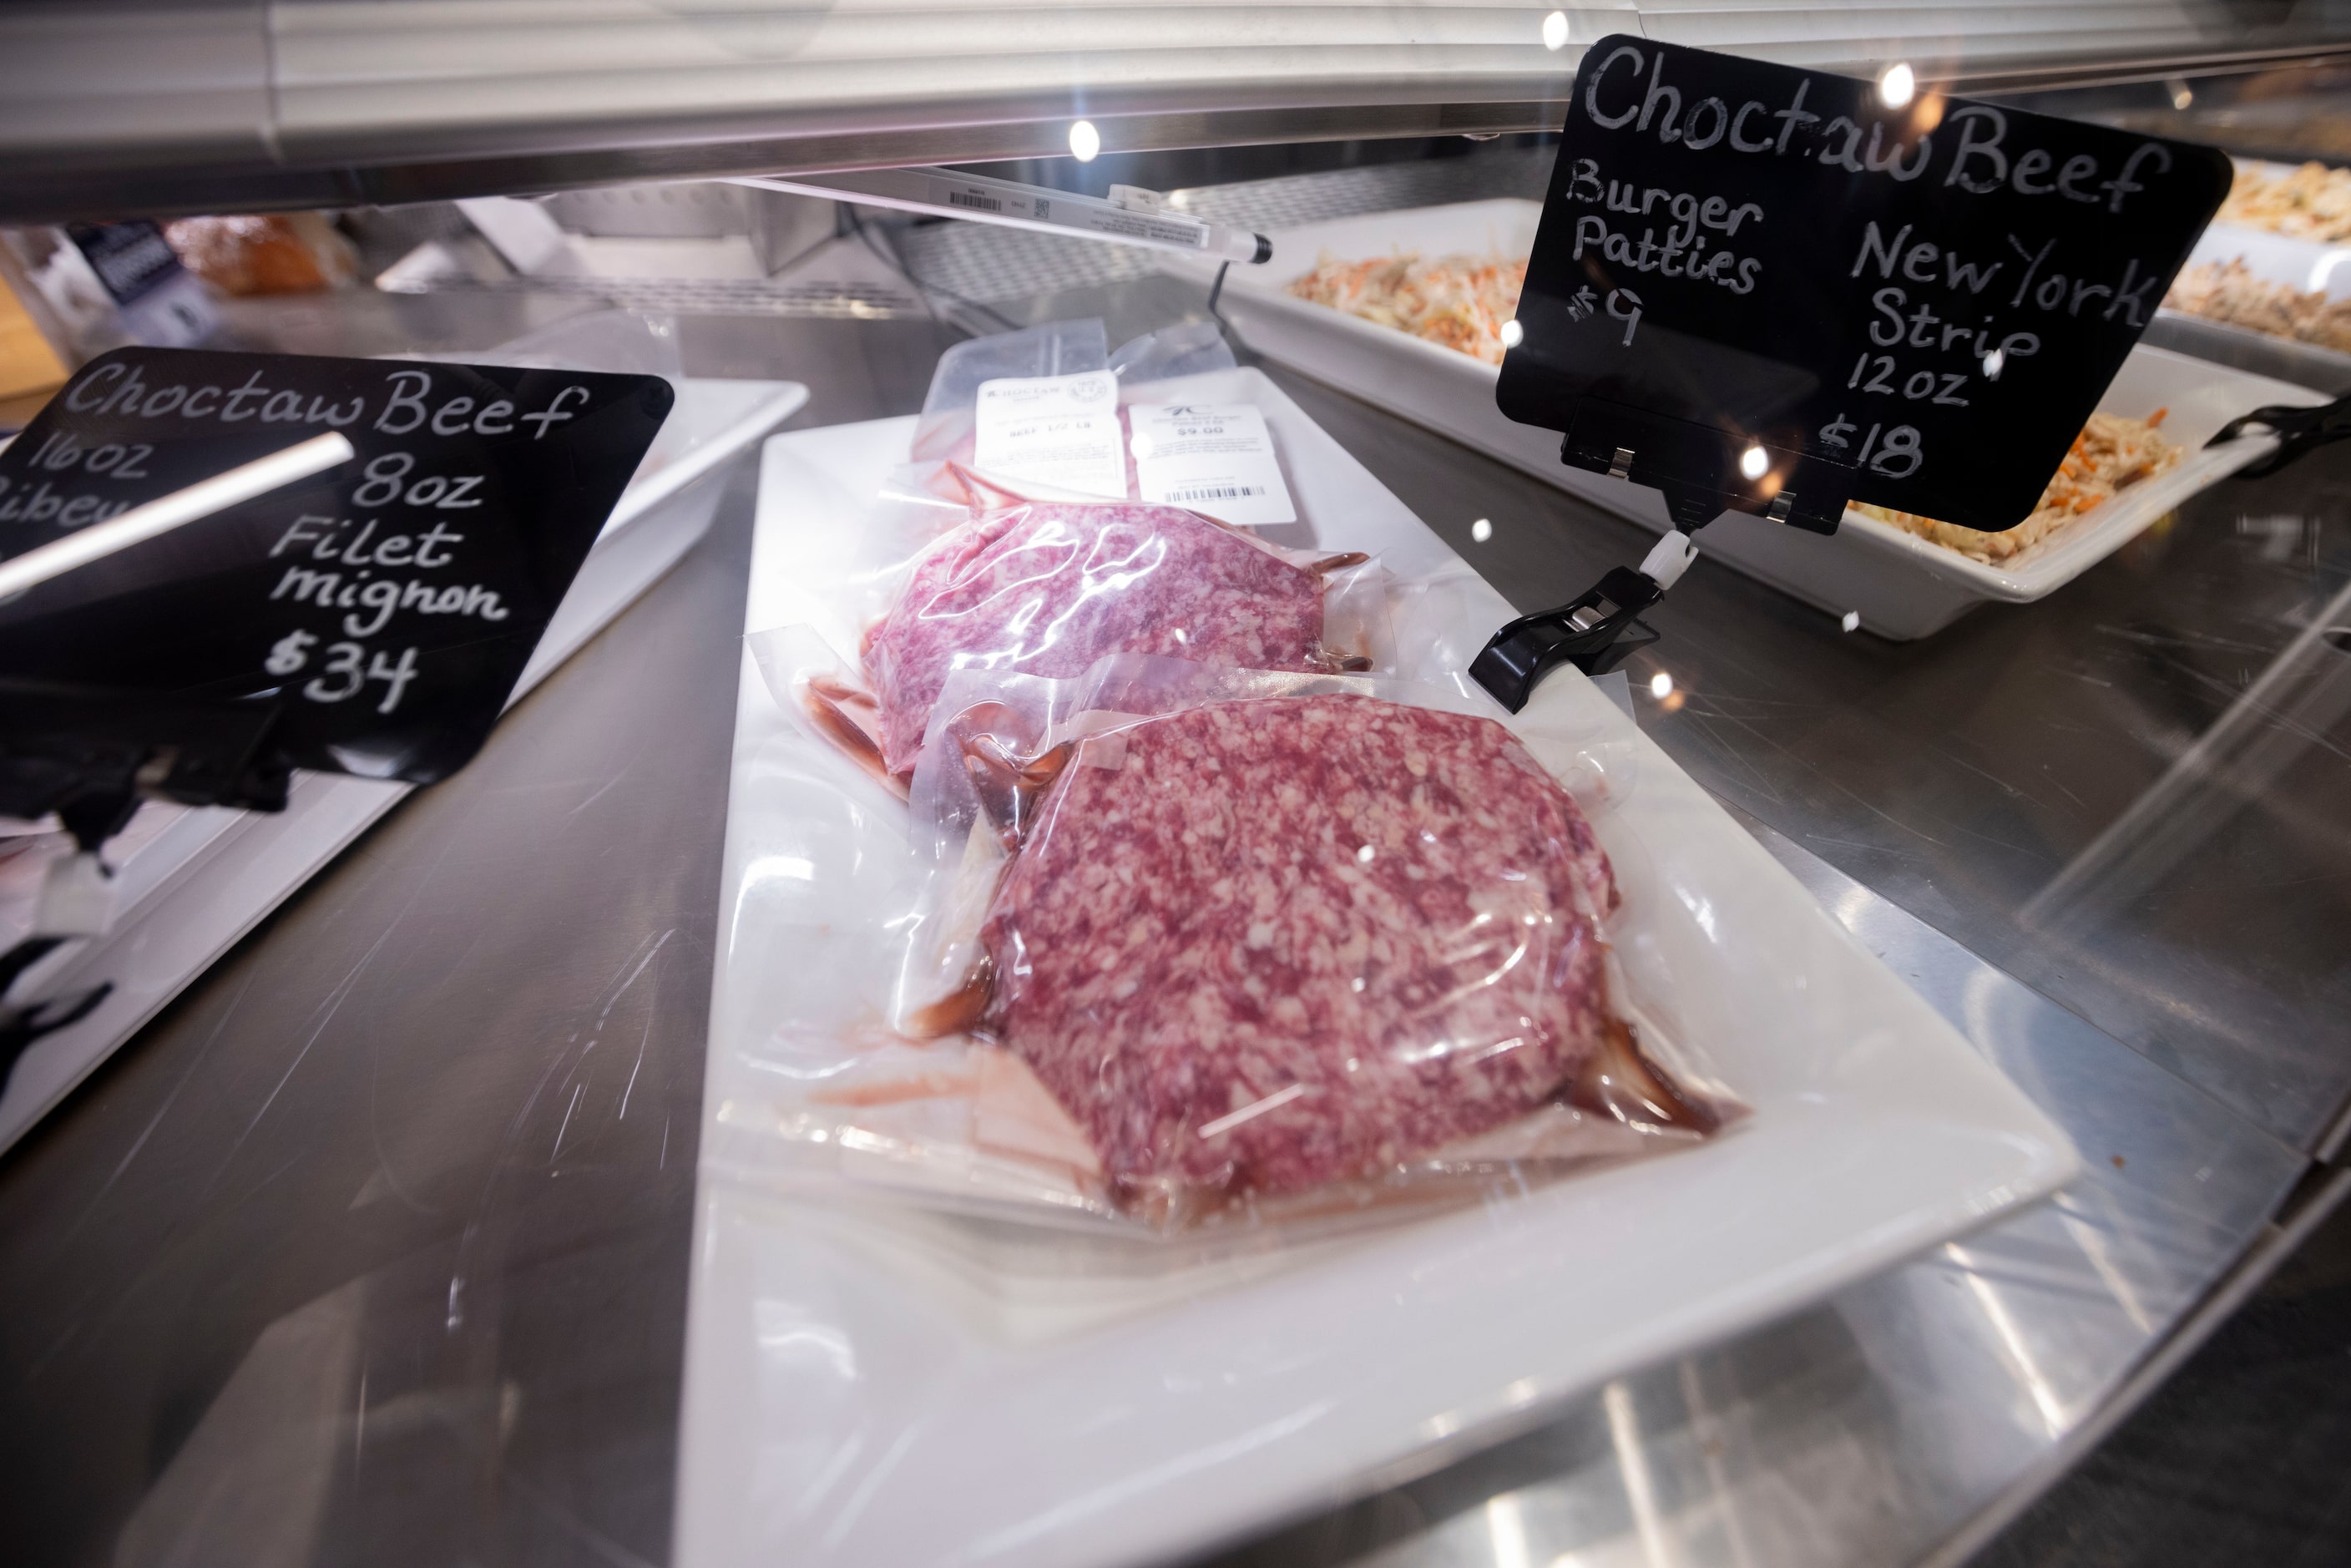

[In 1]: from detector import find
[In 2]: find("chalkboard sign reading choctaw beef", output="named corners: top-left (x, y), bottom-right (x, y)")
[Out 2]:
top-left (1495, 37), bottom-right (2232, 534)
top-left (0, 347), bottom-right (670, 784)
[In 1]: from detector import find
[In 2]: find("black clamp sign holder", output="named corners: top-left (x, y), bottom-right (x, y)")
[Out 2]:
top-left (1472, 402), bottom-right (1854, 711)
top-left (2207, 391), bottom-right (2351, 479)
top-left (1468, 35), bottom-right (2274, 716)
top-left (1472, 562), bottom-right (1670, 711)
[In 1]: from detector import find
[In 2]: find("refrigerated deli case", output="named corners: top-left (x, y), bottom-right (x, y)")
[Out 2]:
top-left (5, 9), bottom-right (2351, 1568)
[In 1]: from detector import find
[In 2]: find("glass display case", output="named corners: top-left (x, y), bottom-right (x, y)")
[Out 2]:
top-left (3, 16), bottom-right (2351, 1568)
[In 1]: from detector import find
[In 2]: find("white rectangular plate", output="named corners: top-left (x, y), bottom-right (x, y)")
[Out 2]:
top-left (1201, 200), bottom-right (2326, 638)
top-left (678, 370), bottom-right (2079, 1568)
top-left (2197, 156), bottom-right (2351, 294)
top-left (2164, 161), bottom-right (2351, 375)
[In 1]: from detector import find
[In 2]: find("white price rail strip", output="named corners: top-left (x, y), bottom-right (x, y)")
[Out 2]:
top-left (0, 431), bottom-right (355, 599)
top-left (734, 168), bottom-right (1272, 265)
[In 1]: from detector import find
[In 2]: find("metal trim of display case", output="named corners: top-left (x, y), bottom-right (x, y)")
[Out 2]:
top-left (1914, 1163), bottom-right (2351, 1568)
top-left (0, 101), bottom-right (1553, 227)
top-left (1946, 41), bottom-right (2351, 94)
top-left (2144, 312), bottom-right (2351, 397)
top-left (8, 36), bottom-right (2351, 225)
top-left (2318, 1103), bottom-right (2351, 1167)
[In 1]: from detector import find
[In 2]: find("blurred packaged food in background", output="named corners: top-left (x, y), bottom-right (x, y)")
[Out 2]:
top-left (161, 214), bottom-right (356, 296)
top-left (62, 223), bottom-right (216, 345)
top-left (0, 271), bottom-right (68, 432)
top-left (0, 220), bottom-right (217, 365)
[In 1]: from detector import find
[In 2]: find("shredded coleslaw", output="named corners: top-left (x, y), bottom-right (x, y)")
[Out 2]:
top-left (1851, 411), bottom-right (2181, 564)
top-left (1287, 250), bottom-right (1528, 366)
top-left (2217, 160), bottom-right (2351, 243)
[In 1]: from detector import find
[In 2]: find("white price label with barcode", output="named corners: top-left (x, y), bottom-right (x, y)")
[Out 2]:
top-left (973, 370), bottom-right (1126, 498)
top-left (1129, 403), bottom-right (1296, 527)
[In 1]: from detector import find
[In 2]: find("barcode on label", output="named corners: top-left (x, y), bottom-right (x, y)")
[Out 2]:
top-left (948, 190), bottom-right (1003, 212)
top-left (1165, 484), bottom-right (1266, 501)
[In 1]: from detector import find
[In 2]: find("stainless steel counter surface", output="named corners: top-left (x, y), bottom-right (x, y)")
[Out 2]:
top-left (0, 264), bottom-right (2342, 1568)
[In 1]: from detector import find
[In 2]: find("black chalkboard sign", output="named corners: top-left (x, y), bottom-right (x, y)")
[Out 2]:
top-left (1496, 37), bottom-right (2232, 533)
top-left (0, 346), bottom-right (670, 786)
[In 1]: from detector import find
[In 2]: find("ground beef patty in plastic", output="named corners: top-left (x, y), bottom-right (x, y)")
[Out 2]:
top-left (863, 500), bottom-right (1327, 774)
top-left (980, 693), bottom-right (1619, 1199)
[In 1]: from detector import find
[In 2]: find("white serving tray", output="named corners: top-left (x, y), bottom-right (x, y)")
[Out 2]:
top-left (2161, 160), bottom-right (2351, 378)
top-left (2200, 157), bottom-right (2351, 285)
top-left (0, 374), bottom-right (806, 1154)
top-left (676, 369), bottom-right (2078, 1568)
top-left (2187, 218), bottom-right (2351, 297)
top-left (1200, 200), bottom-right (2326, 639)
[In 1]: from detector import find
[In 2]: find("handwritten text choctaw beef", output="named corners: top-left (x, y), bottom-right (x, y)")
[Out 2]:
top-left (0, 348), bottom-right (669, 782)
top-left (1498, 37), bottom-right (2230, 532)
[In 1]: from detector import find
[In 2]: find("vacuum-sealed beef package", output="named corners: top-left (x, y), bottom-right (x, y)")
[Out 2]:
top-left (759, 470), bottom-right (1388, 789)
top-left (720, 654), bottom-right (1740, 1235)
top-left (747, 316), bottom-right (1383, 789)
top-left (863, 490), bottom-right (1378, 775)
